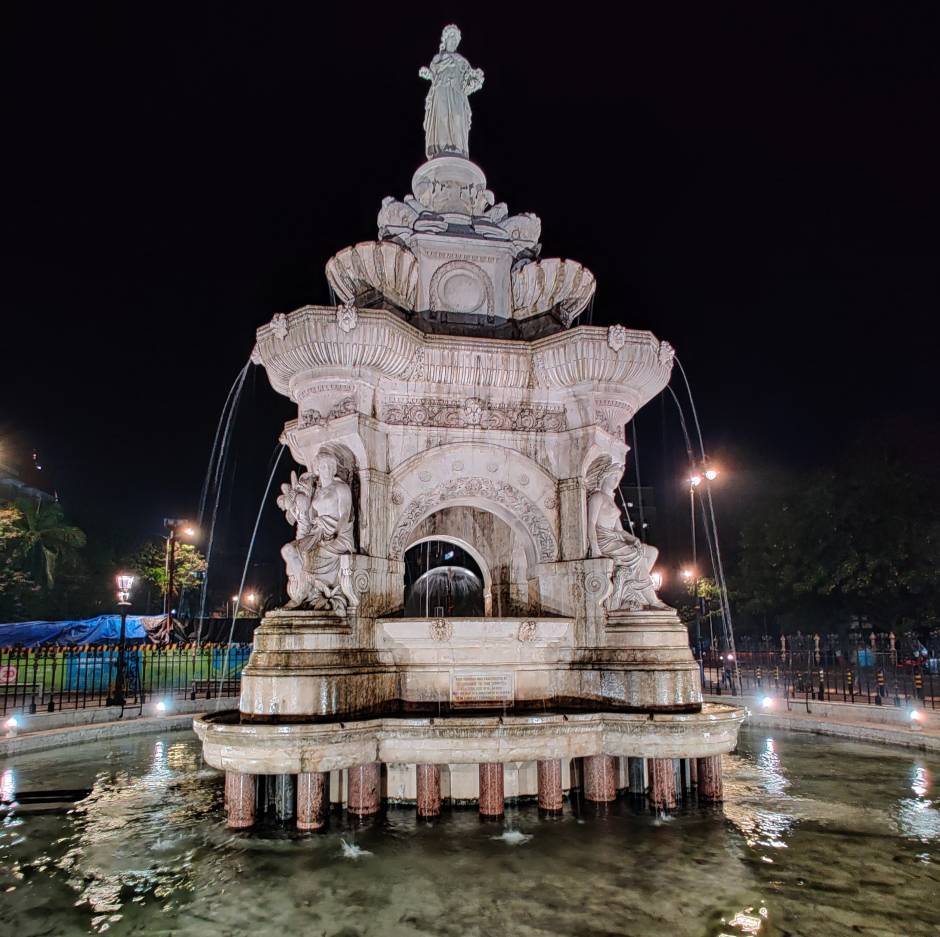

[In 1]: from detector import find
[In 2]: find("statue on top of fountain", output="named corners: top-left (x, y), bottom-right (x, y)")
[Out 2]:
top-left (419, 24), bottom-right (484, 159)
top-left (277, 450), bottom-right (358, 613)
top-left (588, 463), bottom-right (670, 612)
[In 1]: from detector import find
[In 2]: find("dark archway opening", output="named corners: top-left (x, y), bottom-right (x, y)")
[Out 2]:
top-left (403, 540), bottom-right (485, 617)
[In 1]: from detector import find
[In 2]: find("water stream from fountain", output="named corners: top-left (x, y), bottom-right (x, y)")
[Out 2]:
top-left (217, 442), bottom-right (287, 692)
top-left (195, 360), bottom-right (252, 643)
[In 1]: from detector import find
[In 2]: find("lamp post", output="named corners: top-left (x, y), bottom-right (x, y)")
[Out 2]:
top-left (108, 573), bottom-right (135, 708)
top-left (229, 591), bottom-right (257, 620)
top-left (163, 518), bottom-right (196, 643)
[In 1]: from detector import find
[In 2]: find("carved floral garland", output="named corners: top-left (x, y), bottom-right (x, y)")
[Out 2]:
top-left (382, 395), bottom-right (567, 432)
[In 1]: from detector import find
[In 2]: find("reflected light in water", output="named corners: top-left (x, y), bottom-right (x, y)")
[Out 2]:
top-left (1, 769), bottom-right (14, 802)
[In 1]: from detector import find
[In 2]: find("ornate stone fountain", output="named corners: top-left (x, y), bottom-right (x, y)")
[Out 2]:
top-left (195, 25), bottom-right (744, 828)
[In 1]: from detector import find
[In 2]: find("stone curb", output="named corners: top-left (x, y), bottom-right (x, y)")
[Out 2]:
top-left (0, 697), bottom-right (239, 757)
top-left (706, 695), bottom-right (940, 753)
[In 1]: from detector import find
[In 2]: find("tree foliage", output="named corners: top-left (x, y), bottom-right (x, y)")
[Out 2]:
top-left (0, 504), bottom-right (37, 617)
top-left (132, 540), bottom-right (207, 597)
top-left (8, 498), bottom-right (87, 588)
top-left (732, 450), bottom-right (940, 632)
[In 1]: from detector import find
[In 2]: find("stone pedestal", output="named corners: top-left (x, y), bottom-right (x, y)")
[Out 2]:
top-left (416, 763), bottom-right (441, 817)
top-left (536, 759), bottom-right (563, 813)
top-left (347, 762), bottom-right (382, 816)
top-left (649, 758), bottom-right (678, 810)
top-left (696, 755), bottom-right (723, 802)
top-left (225, 771), bottom-right (256, 829)
top-left (478, 763), bottom-right (504, 818)
top-left (583, 754), bottom-right (617, 803)
top-left (297, 772), bottom-right (328, 830)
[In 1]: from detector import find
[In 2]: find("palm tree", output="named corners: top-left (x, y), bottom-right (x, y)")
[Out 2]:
top-left (13, 497), bottom-right (86, 589)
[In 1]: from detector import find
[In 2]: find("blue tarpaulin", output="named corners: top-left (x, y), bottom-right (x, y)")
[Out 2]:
top-left (0, 615), bottom-right (167, 647)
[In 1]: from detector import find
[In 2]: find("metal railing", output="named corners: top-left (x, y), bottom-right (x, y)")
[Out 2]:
top-left (0, 643), bottom-right (252, 716)
top-left (703, 649), bottom-right (938, 709)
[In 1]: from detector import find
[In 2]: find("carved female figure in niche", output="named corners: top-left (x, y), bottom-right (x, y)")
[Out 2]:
top-left (419, 24), bottom-right (484, 159)
top-left (588, 464), bottom-right (669, 611)
top-left (277, 451), bottom-right (357, 612)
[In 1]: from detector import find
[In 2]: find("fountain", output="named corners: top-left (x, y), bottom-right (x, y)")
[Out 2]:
top-left (194, 25), bottom-right (744, 828)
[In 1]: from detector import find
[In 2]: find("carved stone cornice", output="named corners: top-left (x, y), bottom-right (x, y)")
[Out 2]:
top-left (253, 306), bottom-right (671, 410)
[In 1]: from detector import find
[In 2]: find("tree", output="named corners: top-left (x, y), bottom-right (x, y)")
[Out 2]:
top-left (732, 451), bottom-right (940, 634)
top-left (132, 540), bottom-right (207, 598)
top-left (0, 504), bottom-right (37, 618)
top-left (9, 497), bottom-right (87, 589)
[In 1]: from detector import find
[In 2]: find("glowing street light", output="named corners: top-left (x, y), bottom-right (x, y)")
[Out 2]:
top-left (163, 519), bottom-right (196, 642)
top-left (689, 474), bottom-right (702, 488)
top-left (681, 568), bottom-right (695, 582)
top-left (704, 468), bottom-right (719, 481)
top-left (109, 573), bottom-right (135, 708)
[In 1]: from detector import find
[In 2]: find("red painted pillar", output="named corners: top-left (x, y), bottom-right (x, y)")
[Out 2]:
top-left (537, 759), bottom-right (563, 813)
top-left (296, 772), bottom-right (328, 830)
top-left (347, 762), bottom-right (382, 816)
top-left (696, 756), bottom-right (723, 802)
top-left (649, 758), bottom-right (678, 810)
top-left (416, 764), bottom-right (441, 817)
top-left (478, 763), bottom-right (505, 818)
top-left (225, 771), bottom-right (256, 829)
top-left (583, 754), bottom-right (617, 803)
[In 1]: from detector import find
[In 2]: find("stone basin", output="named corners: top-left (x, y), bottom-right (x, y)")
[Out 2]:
top-left (193, 702), bottom-right (746, 776)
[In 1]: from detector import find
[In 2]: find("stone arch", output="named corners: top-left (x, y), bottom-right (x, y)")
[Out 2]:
top-left (387, 477), bottom-right (555, 564)
top-left (388, 443), bottom-right (558, 560)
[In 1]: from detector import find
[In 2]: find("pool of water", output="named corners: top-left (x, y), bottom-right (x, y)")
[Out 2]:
top-left (1, 727), bottom-right (937, 936)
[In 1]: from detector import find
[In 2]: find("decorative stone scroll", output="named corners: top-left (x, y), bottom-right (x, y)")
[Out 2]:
top-left (382, 395), bottom-right (567, 431)
top-left (300, 396), bottom-right (356, 427)
top-left (388, 476), bottom-right (558, 561)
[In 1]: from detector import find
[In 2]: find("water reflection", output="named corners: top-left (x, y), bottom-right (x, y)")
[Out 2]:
top-left (0, 728), bottom-right (938, 936)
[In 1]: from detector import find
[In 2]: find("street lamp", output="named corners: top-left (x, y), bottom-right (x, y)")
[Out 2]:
top-left (108, 573), bottom-right (135, 708)
top-left (163, 518), bottom-right (196, 643)
top-left (230, 591), bottom-right (258, 618)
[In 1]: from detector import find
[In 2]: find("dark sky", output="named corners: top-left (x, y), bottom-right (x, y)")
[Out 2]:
top-left (2, 3), bottom-right (938, 591)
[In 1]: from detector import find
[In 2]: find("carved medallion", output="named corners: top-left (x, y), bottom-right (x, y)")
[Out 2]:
top-left (428, 618), bottom-right (453, 642)
top-left (336, 301), bottom-right (359, 333)
top-left (429, 260), bottom-right (494, 316)
top-left (607, 324), bottom-right (627, 352)
top-left (271, 313), bottom-right (289, 339)
top-left (517, 620), bottom-right (538, 643)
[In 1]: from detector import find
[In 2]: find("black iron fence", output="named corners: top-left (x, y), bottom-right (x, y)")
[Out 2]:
top-left (0, 643), bottom-right (252, 717)
top-left (703, 649), bottom-right (938, 709)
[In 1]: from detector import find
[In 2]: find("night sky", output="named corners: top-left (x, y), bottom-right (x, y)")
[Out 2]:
top-left (2, 4), bottom-right (938, 597)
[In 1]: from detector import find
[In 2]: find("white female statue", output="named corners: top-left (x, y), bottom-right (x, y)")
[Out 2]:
top-left (419, 24), bottom-right (484, 159)
top-left (277, 451), bottom-right (357, 612)
top-left (588, 463), bottom-right (669, 611)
